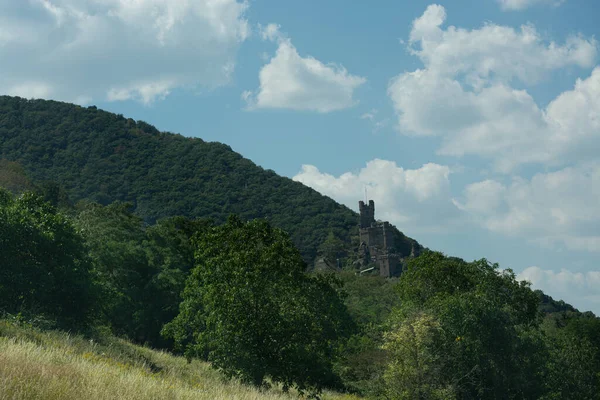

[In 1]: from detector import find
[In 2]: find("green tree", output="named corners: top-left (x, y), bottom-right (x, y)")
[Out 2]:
top-left (0, 95), bottom-right (424, 265)
top-left (75, 201), bottom-right (150, 339)
top-left (163, 216), bottom-right (354, 394)
top-left (383, 311), bottom-right (456, 399)
top-left (333, 272), bottom-right (400, 396)
top-left (0, 160), bottom-right (34, 194)
top-left (0, 188), bottom-right (96, 329)
top-left (541, 311), bottom-right (600, 399)
top-left (143, 216), bottom-right (213, 347)
top-left (75, 201), bottom-right (208, 347)
top-left (543, 331), bottom-right (599, 399)
top-left (318, 231), bottom-right (347, 263)
top-left (384, 251), bottom-right (546, 399)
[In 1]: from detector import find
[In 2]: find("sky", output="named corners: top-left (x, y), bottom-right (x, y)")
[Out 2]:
top-left (1, 0), bottom-right (600, 313)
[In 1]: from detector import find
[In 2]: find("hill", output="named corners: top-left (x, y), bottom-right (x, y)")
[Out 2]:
top-left (0, 95), bottom-right (423, 263)
top-left (0, 318), bottom-right (359, 400)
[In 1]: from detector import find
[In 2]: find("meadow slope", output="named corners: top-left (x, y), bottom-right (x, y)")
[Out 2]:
top-left (0, 319), bottom-right (360, 400)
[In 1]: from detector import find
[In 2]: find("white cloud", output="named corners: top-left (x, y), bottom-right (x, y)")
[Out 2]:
top-left (360, 109), bottom-right (389, 133)
top-left (455, 180), bottom-right (506, 215)
top-left (260, 23), bottom-right (282, 42)
top-left (389, 5), bottom-right (598, 172)
top-left (409, 4), bottom-right (446, 45)
top-left (6, 82), bottom-right (53, 99)
top-left (293, 160), bottom-right (459, 233)
top-left (518, 266), bottom-right (600, 314)
top-left (407, 5), bottom-right (595, 86)
top-left (497, 0), bottom-right (565, 11)
top-left (360, 109), bottom-right (377, 121)
top-left (0, 0), bottom-right (249, 104)
top-left (244, 28), bottom-right (365, 113)
top-left (107, 79), bottom-right (175, 104)
top-left (455, 163), bottom-right (600, 252)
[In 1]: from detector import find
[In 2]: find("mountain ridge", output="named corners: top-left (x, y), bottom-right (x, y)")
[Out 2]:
top-left (0, 95), bottom-right (421, 264)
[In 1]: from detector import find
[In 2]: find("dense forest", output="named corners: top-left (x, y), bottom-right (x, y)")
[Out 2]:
top-left (0, 95), bottom-right (420, 264)
top-left (1, 97), bottom-right (599, 399)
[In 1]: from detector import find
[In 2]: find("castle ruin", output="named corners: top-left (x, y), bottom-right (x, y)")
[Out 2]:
top-left (358, 200), bottom-right (401, 277)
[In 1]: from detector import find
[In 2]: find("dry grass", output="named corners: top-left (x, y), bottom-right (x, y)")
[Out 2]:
top-left (0, 320), bottom-right (361, 400)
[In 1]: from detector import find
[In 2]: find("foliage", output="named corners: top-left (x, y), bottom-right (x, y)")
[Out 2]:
top-left (0, 319), bottom-right (359, 400)
top-left (382, 312), bottom-right (456, 399)
top-left (0, 188), bottom-right (96, 329)
top-left (333, 272), bottom-right (399, 396)
top-left (339, 271), bottom-right (399, 328)
top-left (3, 96), bottom-right (600, 398)
top-left (163, 216), bottom-right (354, 394)
top-left (540, 310), bottom-right (600, 399)
top-left (0, 159), bottom-right (35, 193)
top-left (318, 231), bottom-right (348, 263)
top-left (75, 201), bottom-right (210, 347)
top-left (0, 95), bottom-right (395, 263)
top-left (385, 251), bottom-right (547, 400)
top-left (542, 330), bottom-right (599, 399)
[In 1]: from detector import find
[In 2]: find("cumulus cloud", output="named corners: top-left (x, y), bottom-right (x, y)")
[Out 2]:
top-left (518, 266), bottom-right (600, 314)
top-left (455, 163), bottom-right (600, 252)
top-left (293, 160), bottom-right (459, 233)
top-left (243, 25), bottom-right (365, 113)
top-left (259, 23), bottom-right (282, 42)
top-left (389, 5), bottom-right (598, 172)
top-left (0, 0), bottom-right (249, 104)
top-left (457, 180), bottom-right (507, 215)
top-left (497, 0), bottom-right (566, 11)
top-left (407, 5), bottom-right (595, 86)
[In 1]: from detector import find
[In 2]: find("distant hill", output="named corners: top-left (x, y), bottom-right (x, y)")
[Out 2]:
top-left (0, 95), bottom-right (421, 263)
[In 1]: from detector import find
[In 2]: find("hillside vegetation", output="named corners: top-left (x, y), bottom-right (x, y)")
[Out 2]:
top-left (1, 96), bottom-right (599, 399)
top-left (0, 95), bottom-right (421, 263)
top-left (0, 319), bottom-right (359, 400)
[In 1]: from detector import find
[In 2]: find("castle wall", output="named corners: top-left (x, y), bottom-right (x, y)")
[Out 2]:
top-left (358, 224), bottom-right (401, 277)
top-left (359, 223), bottom-right (396, 252)
top-left (358, 201), bottom-right (402, 277)
top-left (359, 200), bottom-right (375, 228)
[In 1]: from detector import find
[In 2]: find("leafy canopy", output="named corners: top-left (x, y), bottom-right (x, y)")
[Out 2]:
top-left (75, 201), bottom-right (210, 347)
top-left (163, 216), bottom-right (354, 394)
top-left (0, 188), bottom-right (96, 329)
top-left (0, 95), bottom-right (384, 263)
top-left (384, 251), bottom-right (545, 400)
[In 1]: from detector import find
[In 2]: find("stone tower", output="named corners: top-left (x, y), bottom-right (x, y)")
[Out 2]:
top-left (358, 200), bottom-right (400, 277)
top-left (359, 200), bottom-right (375, 228)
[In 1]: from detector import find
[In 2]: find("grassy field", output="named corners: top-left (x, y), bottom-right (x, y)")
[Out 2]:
top-left (0, 319), bottom-right (361, 400)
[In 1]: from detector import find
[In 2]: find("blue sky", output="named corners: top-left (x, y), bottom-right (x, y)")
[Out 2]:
top-left (1, 0), bottom-right (600, 313)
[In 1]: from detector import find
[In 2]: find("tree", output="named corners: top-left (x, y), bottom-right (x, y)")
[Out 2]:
top-left (333, 271), bottom-right (400, 396)
top-left (75, 201), bottom-right (210, 347)
top-left (543, 330), bottom-right (599, 399)
top-left (318, 231), bottom-right (347, 263)
top-left (383, 251), bottom-right (546, 399)
top-left (383, 311), bottom-right (455, 400)
top-left (163, 216), bottom-right (354, 394)
top-left (0, 188), bottom-right (96, 329)
top-left (0, 95), bottom-right (424, 266)
top-left (541, 311), bottom-right (600, 399)
top-left (143, 216), bottom-right (213, 347)
top-left (75, 201), bottom-right (150, 339)
top-left (0, 160), bottom-right (34, 194)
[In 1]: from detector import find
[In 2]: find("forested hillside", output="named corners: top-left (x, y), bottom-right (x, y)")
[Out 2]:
top-left (2, 95), bottom-right (600, 399)
top-left (0, 96), bottom-right (421, 262)
top-left (2, 187), bottom-right (598, 398)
